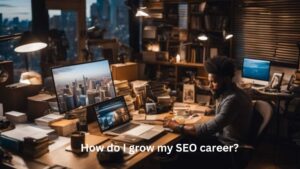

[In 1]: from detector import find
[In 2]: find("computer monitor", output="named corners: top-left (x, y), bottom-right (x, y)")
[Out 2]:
top-left (242, 58), bottom-right (271, 86)
top-left (51, 60), bottom-right (116, 113)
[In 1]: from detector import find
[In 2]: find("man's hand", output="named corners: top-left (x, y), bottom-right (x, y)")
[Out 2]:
top-left (163, 119), bottom-right (179, 130)
top-left (204, 107), bottom-right (214, 116)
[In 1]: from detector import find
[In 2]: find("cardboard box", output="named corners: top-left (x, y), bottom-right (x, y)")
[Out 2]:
top-left (111, 62), bottom-right (138, 81)
top-left (50, 119), bottom-right (78, 136)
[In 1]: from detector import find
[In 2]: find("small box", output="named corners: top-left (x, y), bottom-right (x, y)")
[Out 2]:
top-left (5, 111), bottom-right (27, 123)
top-left (50, 119), bottom-right (78, 136)
top-left (111, 62), bottom-right (138, 81)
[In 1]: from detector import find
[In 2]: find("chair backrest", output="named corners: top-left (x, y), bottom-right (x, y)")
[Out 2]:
top-left (253, 100), bottom-right (273, 137)
top-left (247, 100), bottom-right (273, 145)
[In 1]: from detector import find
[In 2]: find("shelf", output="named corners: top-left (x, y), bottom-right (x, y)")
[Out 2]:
top-left (144, 61), bottom-right (204, 68)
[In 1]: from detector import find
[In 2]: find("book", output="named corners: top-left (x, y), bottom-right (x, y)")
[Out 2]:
top-left (23, 147), bottom-right (49, 158)
top-left (35, 113), bottom-right (64, 127)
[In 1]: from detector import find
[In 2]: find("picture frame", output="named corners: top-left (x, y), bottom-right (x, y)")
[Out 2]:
top-left (269, 72), bottom-right (284, 90)
top-left (145, 103), bottom-right (157, 114)
top-left (183, 84), bottom-right (195, 103)
top-left (287, 74), bottom-right (296, 91)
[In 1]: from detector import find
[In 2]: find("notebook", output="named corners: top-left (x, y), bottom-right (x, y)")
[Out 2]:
top-left (93, 96), bottom-right (164, 140)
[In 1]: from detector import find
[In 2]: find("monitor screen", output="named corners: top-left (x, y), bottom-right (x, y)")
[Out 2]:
top-left (94, 96), bottom-right (130, 132)
top-left (242, 58), bottom-right (271, 81)
top-left (51, 60), bottom-right (116, 113)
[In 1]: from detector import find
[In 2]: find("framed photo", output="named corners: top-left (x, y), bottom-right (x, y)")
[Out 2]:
top-left (269, 72), bottom-right (284, 90)
top-left (145, 103), bottom-right (157, 114)
top-left (287, 74), bottom-right (296, 91)
top-left (183, 84), bottom-right (195, 103)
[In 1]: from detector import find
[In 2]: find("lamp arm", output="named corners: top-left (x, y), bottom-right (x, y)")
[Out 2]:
top-left (0, 33), bottom-right (22, 42)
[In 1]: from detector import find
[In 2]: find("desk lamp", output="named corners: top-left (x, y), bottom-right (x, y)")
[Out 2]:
top-left (14, 31), bottom-right (47, 71)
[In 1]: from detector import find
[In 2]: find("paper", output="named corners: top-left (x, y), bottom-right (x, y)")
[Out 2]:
top-left (132, 114), bottom-right (146, 121)
top-left (2, 125), bottom-right (53, 141)
top-left (146, 113), bottom-right (169, 121)
top-left (5, 111), bottom-right (26, 117)
top-left (124, 125), bottom-right (154, 136)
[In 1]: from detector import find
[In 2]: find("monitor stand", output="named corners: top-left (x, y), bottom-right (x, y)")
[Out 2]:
top-left (241, 78), bottom-right (268, 89)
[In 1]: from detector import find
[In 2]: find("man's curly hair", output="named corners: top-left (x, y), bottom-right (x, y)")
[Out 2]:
top-left (204, 56), bottom-right (235, 78)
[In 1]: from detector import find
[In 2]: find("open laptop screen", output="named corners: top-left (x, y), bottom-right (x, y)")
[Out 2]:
top-left (94, 96), bottom-right (130, 132)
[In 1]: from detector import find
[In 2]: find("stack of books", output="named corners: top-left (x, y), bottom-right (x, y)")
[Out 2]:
top-left (131, 80), bottom-right (148, 97)
top-left (157, 95), bottom-right (172, 105)
top-left (0, 125), bottom-right (54, 153)
top-left (148, 81), bottom-right (169, 98)
top-left (23, 136), bottom-right (49, 158)
top-left (114, 80), bottom-right (132, 96)
top-left (35, 113), bottom-right (64, 127)
top-left (124, 95), bottom-right (135, 113)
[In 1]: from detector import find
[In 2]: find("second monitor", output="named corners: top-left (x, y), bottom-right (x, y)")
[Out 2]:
top-left (242, 58), bottom-right (271, 87)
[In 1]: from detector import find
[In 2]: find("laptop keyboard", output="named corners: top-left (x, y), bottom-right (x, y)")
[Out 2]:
top-left (111, 123), bottom-right (140, 134)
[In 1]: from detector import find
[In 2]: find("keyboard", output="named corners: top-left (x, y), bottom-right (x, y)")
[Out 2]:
top-left (111, 123), bottom-right (140, 134)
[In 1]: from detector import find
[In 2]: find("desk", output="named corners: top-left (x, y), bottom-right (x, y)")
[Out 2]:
top-left (29, 122), bottom-right (181, 169)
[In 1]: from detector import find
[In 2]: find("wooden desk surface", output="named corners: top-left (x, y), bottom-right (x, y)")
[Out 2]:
top-left (33, 122), bottom-right (181, 169)
top-left (30, 112), bottom-right (213, 169)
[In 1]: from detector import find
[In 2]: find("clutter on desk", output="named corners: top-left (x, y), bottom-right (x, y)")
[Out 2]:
top-left (114, 80), bottom-right (132, 96)
top-left (97, 147), bottom-right (124, 164)
top-left (0, 118), bottom-right (14, 131)
top-left (5, 111), bottom-right (27, 123)
top-left (27, 93), bottom-right (56, 121)
top-left (23, 136), bottom-right (50, 158)
top-left (0, 125), bottom-right (54, 153)
top-left (70, 131), bottom-right (85, 154)
top-left (0, 148), bottom-right (29, 169)
top-left (35, 113), bottom-right (64, 127)
top-left (124, 95), bottom-right (135, 113)
top-left (50, 119), bottom-right (78, 136)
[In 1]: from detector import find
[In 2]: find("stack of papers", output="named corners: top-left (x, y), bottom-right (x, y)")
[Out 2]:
top-left (5, 111), bottom-right (27, 123)
top-left (1, 125), bottom-right (53, 141)
top-left (35, 113), bottom-right (64, 127)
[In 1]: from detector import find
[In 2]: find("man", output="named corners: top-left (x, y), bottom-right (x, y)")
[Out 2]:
top-left (164, 56), bottom-right (253, 168)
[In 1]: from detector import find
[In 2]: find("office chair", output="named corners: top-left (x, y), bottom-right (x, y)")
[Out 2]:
top-left (231, 100), bottom-right (273, 169)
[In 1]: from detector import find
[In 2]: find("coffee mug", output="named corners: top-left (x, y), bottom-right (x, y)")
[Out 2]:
top-left (71, 132), bottom-right (85, 153)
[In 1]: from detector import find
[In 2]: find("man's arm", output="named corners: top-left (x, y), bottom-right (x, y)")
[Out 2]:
top-left (164, 96), bottom-right (239, 137)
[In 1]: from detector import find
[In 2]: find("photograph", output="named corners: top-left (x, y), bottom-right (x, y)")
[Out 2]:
top-left (269, 72), bottom-right (284, 90)
top-left (145, 103), bottom-right (157, 114)
top-left (183, 84), bottom-right (195, 103)
top-left (287, 74), bottom-right (296, 91)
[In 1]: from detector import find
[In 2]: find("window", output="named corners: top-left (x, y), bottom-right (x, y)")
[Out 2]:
top-left (233, 0), bottom-right (300, 68)
top-left (49, 10), bottom-right (78, 62)
top-left (0, 0), bottom-right (41, 81)
top-left (86, 0), bottom-right (129, 45)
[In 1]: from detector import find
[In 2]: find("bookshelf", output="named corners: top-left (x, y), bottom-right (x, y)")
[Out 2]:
top-left (139, 0), bottom-right (231, 89)
top-left (144, 61), bottom-right (207, 90)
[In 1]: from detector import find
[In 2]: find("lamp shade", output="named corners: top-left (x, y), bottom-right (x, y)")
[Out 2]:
top-left (197, 34), bottom-right (208, 41)
top-left (135, 7), bottom-right (149, 17)
top-left (223, 30), bottom-right (233, 40)
top-left (14, 31), bottom-right (47, 53)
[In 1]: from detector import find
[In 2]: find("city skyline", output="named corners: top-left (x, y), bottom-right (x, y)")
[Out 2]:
top-left (0, 0), bottom-right (107, 20)
top-left (52, 60), bottom-right (112, 85)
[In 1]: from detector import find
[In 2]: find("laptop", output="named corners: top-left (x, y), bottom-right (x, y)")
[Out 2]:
top-left (93, 96), bottom-right (164, 140)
